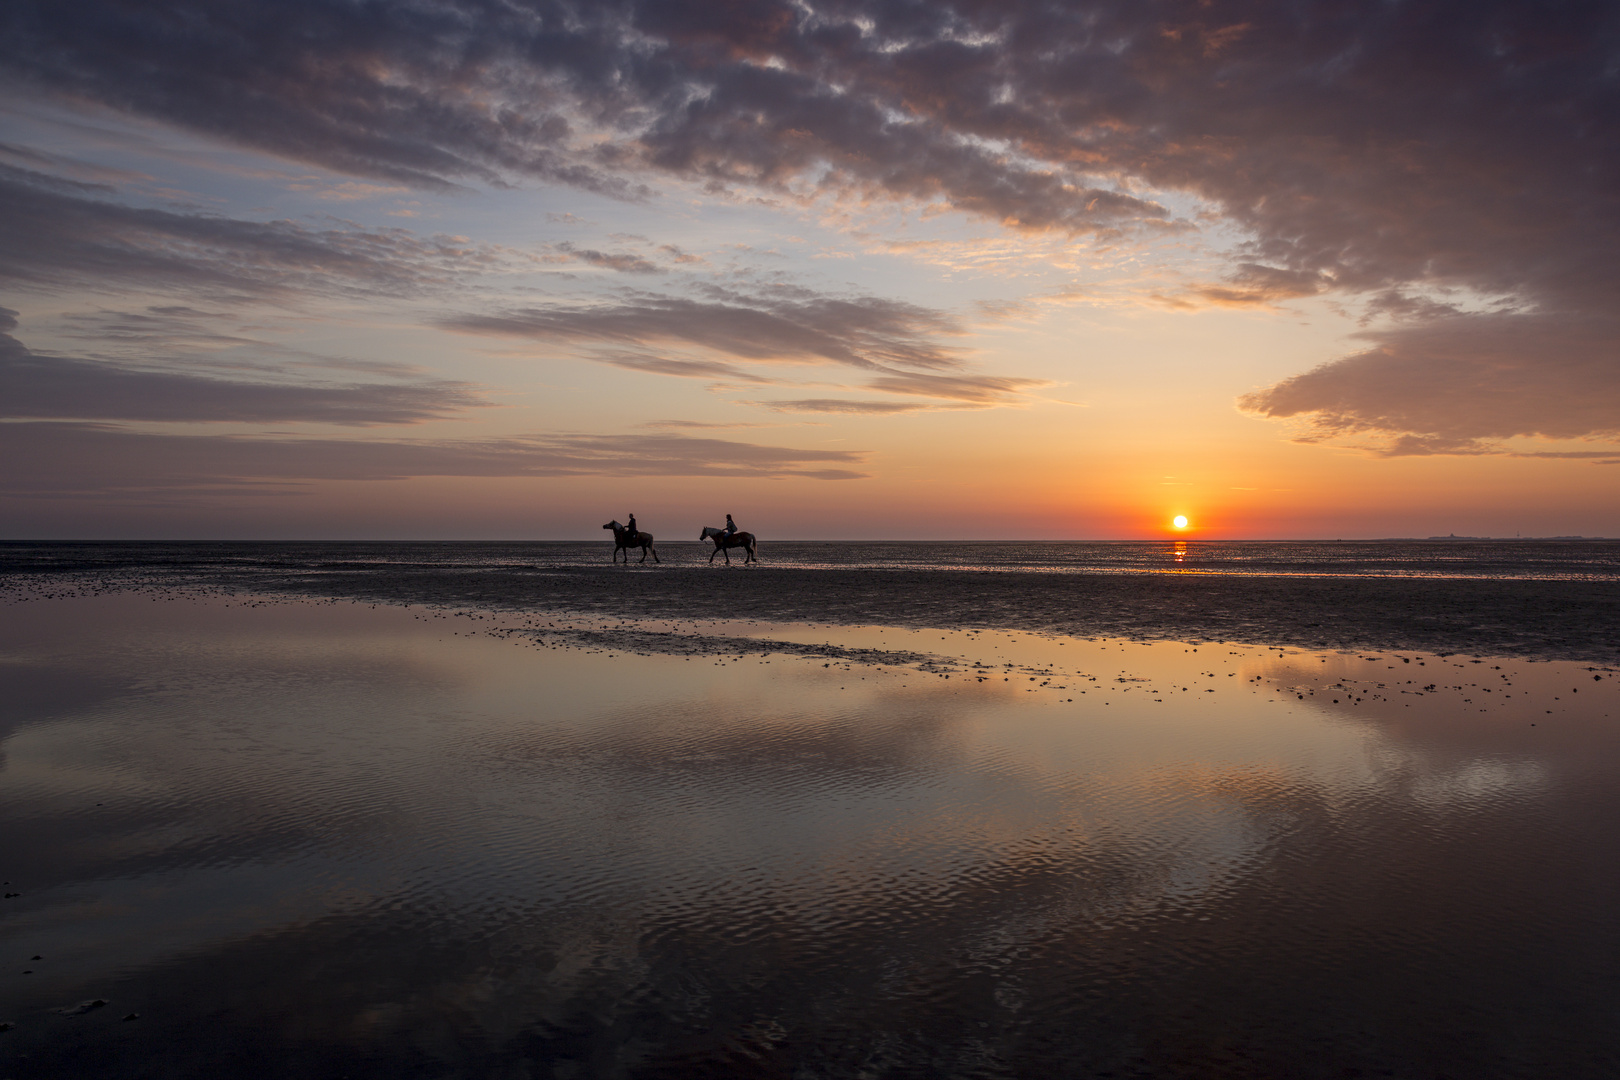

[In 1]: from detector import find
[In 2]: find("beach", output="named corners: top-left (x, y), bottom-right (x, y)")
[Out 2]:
top-left (6, 539), bottom-right (1620, 663)
top-left (2, 543), bottom-right (1619, 1077)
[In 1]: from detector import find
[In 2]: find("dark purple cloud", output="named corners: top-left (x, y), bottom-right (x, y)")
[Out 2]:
top-left (0, 308), bottom-right (485, 425)
top-left (0, 422), bottom-right (869, 497)
top-left (4, 0), bottom-right (1618, 447)
top-left (1239, 313), bottom-right (1620, 455)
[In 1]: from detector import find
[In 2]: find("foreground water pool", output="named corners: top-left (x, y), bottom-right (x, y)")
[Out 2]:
top-left (2, 594), bottom-right (1618, 1078)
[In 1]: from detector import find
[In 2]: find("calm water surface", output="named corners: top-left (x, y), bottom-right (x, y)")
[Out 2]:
top-left (1, 594), bottom-right (1618, 1077)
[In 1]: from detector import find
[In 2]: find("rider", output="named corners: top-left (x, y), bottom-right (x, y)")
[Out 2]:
top-left (724, 513), bottom-right (737, 536)
top-left (627, 513), bottom-right (638, 537)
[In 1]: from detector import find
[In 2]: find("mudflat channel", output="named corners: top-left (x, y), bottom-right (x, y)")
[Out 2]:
top-left (1, 590), bottom-right (1617, 1078)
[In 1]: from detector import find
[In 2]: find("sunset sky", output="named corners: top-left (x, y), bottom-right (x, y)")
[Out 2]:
top-left (2, 0), bottom-right (1617, 539)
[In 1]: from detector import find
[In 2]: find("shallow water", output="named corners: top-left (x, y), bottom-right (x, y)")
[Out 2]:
top-left (7, 537), bottom-right (1620, 581)
top-left (2, 594), bottom-right (1619, 1078)
top-left (10, 540), bottom-right (1620, 667)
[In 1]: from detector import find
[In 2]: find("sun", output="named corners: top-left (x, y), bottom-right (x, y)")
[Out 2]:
top-left (1172, 515), bottom-right (1189, 530)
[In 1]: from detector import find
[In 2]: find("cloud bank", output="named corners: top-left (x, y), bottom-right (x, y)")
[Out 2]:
top-left (1239, 313), bottom-right (1620, 455)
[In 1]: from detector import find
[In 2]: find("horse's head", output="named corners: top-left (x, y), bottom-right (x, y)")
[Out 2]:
top-left (699, 526), bottom-right (716, 540)
top-left (603, 521), bottom-right (620, 531)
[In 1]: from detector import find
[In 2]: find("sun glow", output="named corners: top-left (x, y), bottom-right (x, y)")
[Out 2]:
top-left (1172, 515), bottom-right (1189, 529)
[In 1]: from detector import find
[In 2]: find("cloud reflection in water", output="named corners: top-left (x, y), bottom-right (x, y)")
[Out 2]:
top-left (0, 595), bottom-right (1614, 1077)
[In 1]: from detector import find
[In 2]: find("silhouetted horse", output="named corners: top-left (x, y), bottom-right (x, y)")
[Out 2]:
top-left (700, 526), bottom-right (756, 564)
top-left (604, 520), bottom-right (658, 563)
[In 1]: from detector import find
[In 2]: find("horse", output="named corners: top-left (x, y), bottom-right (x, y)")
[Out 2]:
top-left (700, 526), bottom-right (757, 564)
top-left (603, 520), bottom-right (658, 563)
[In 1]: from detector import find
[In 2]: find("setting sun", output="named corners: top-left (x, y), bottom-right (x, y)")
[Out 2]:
top-left (1172, 516), bottom-right (1189, 529)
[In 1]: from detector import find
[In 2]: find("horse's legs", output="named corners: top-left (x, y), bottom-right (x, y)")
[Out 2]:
top-left (650, 545), bottom-right (659, 563)
top-left (709, 545), bottom-right (718, 563)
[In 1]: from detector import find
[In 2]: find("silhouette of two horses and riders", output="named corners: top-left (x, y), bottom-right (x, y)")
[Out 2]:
top-left (602, 512), bottom-right (757, 565)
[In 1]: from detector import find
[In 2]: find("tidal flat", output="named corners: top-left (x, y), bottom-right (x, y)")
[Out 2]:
top-left (2, 568), bottom-right (1619, 1078)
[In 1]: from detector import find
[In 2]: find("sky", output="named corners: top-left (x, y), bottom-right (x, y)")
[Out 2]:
top-left (1, 0), bottom-right (1617, 540)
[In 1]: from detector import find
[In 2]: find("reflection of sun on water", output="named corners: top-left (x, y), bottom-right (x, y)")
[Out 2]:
top-left (1174, 541), bottom-right (1187, 563)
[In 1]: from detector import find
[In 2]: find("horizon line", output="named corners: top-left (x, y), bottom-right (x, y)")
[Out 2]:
top-left (2, 536), bottom-right (1613, 545)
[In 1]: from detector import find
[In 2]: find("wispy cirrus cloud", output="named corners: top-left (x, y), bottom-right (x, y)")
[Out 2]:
top-left (748, 399), bottom-right (933, 415)
top-left (443, 282), bottom-right (1066, 411)
top-left (0, 422), bottom-right (870, 499)
top-left (0, 161), bottom-right (516, 299)
top-left (750, 370), bottom-right (1054, 414)
top-left (863, 372), bottom-right (1051, 404)
top-left (52, 307), bottom-right (427, 380)
top-left (593, 351), bottom-right (775, 384)
top-left (639, 419), bottom-right (769, 430)
top-left (442, 289), bottom-right (966, 373)
top-left (553, 243), bottom-right (664, 275)
top-left (0, 308), bottom-right (485, 426)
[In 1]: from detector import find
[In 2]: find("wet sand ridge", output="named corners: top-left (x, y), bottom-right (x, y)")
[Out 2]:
top-left (8, 561), bottom-right (1614, 664)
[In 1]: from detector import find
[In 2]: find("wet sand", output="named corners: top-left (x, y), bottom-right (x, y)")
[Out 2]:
top-left (2, 589), bottom-right (1619, 1077)
top-left (5, 556), bottom-right (1620, 664)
